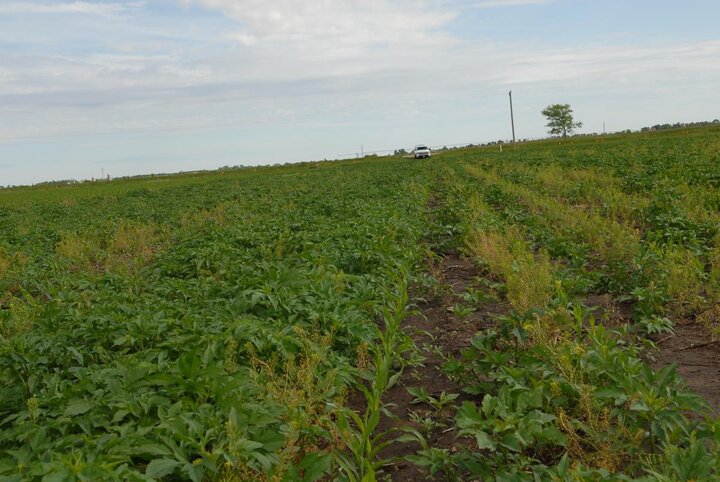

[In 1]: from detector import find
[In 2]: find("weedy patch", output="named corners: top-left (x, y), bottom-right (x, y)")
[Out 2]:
top-left (697, 304), bottom-right (720, 339)
top-left (105, 221), bottom-right (164, 274)
top-left (708, 241), bottom-right (720, 302)
top-left (181, 201), bottom-right (234, 228)
top-left (0, 295), bottom-right (40, 339)
top-left (242, 326), bottom-right (341, 478)
top-left (465, 225), bottom-right (554, 312)
top-left (0, 248), bottom-right (10, 276)
top-left (55, 231), bottom-right (102, 269)
top-left (664, 246), bottom-right (707, 316)
top-left (55, 221), bottom-right (164, 274)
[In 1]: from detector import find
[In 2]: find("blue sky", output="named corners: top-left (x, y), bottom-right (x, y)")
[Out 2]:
top-left (1, 0), bottom-right (719, 186)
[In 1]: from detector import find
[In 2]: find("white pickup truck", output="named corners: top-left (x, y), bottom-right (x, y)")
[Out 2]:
top-left (413, 145), bottom-right (431, 159)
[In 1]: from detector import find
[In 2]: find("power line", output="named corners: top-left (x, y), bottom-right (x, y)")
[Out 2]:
top-left (509, 90), bottom-right (516, 149)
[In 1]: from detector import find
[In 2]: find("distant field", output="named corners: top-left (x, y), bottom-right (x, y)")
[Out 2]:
top-left (2, 126), bottom-right (720, 480)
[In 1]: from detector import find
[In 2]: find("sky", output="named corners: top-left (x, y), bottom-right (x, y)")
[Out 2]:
top-left (1, 0), bottom-right (719, 186)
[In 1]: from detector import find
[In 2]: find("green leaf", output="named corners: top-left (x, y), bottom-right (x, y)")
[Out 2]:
top-left (361, 471), bottom-right (377, 482)
top-left (130, 444), bottom-right (173, 457)
top-left (629, 400), bottom-right (649, 412)
top-left (64, 400), bottom-right (93, 417)
top-left (178, 350), bottom-right (201, 378)
top-left (184, 462), bottom-right (204, 482)
top-left (111, 409), bottom-right (130, 423)
top-left (474, 431), bottom-right (497, 451)
top-left (146, 458), bottom-right (181, 478)
top-left (407, 386), bottom-right (429, 401)
top-left (499, 432), bottom-right (523, 452)
top-left (594, 387), bottom-right (625, 400)
top-left (299, 452), bottom-right (332, 482)
top-left (538, 426), bottom-right (567, 446)
top-left (671, 441), bottom-right (714, 480)
top-left (556, 453), bottom-right (570, 475)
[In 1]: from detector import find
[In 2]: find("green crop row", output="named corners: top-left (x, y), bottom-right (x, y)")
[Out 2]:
top-left (1, 159), bottom-right (433, 480)
top-left (405, 126), bottom-right (720, 480)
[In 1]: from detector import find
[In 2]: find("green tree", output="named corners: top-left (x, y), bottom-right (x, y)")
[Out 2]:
top-left (541, 104), bottom-right (583, 137)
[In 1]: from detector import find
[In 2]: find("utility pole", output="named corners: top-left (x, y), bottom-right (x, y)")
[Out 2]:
top-left (509, 91), bottom-right (516, 149)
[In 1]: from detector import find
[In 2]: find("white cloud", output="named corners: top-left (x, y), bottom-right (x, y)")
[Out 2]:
top-left (185, 0), bottom-right (455, 52)
top-left (496, 41), bottom-right (720, 87)
top-left (0, 1), bottom-right (144, 17)
top-left (1, 0), bottom-right (719, 171)
top-left (3, 38), bottom-right (719, 143)
top-left (226, 32), bottom-right (258, 46)
top-left (472, 0), bottom-right (551, 7)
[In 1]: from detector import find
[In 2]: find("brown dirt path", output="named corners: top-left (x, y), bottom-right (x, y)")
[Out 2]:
top-left (377, 252), bottom-right (505, 481)
top-left (651, 322), bottom-right (720, 415)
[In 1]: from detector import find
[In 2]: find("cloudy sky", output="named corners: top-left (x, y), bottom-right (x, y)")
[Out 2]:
top-left (1, 0), bottom-right (719, 186)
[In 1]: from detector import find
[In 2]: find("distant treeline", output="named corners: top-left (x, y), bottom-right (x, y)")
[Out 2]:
top-left (640, 119), bottom-right (720, 132)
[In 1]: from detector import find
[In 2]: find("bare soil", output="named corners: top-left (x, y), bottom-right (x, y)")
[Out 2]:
top-left (585, 294), bottom-right (720, 415)
top-left (377, 252), bottom-right (505, 481)
top-left (651, 321), bottom-right (720, 415)
top-left (581, 293), bottom-right (633, 326)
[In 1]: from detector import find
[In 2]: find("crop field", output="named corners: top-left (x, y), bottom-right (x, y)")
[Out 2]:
top-left (2, 125), bottom-right (720, 481)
